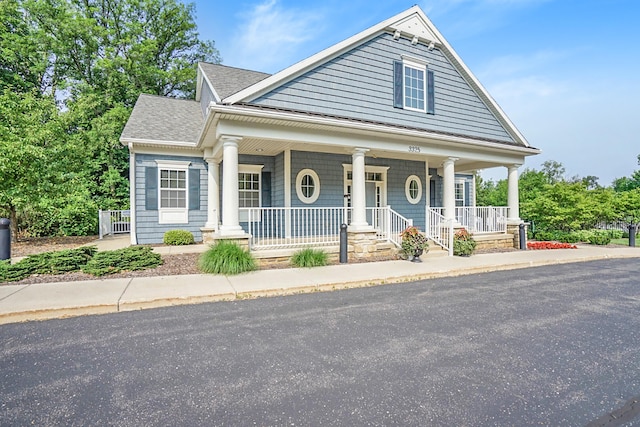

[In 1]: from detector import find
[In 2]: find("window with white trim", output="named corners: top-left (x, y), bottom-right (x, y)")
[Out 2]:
top-left (239, 165), bottom-right (263, 222)
top-left (455, 179), bottom-right (466, 207)
top-left (394, 56), bottom-right (435, 114)
top-left (156, 160), bottom-right (190, 224)
top-left (296, 169), bottom-right (320, 204)
top-left (404, 63), bottom-right (425, 111)
top-left (405, 175), bottom-right (422, 204)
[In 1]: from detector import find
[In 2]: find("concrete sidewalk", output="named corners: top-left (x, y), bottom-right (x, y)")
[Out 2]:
top-left (1, 244), bottom-right (638, 325)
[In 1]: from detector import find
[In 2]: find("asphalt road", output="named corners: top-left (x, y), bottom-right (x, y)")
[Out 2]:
top-left (1, 259), bottom-right (639, 426)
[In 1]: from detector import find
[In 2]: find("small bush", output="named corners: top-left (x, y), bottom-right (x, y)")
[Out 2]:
top-left (83, 246), bottom-right (162, 276)
top-left (163, 230), bottom-right (195, 246)
top-left (453, 228), bottom-right (476, 256)
top-left (198, 241), bottom-right (256, 275)
top-left (588, 231), bottom-right (611, 246)
top-left (291, 248), bottom-right (328, 268)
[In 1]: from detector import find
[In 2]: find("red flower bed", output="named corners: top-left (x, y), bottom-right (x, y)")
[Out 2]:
top-left (527, 241), bottom-right (578, 250)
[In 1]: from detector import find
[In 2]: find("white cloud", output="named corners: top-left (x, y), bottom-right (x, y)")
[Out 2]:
top-left (225, 0), bottom-right (326, 73)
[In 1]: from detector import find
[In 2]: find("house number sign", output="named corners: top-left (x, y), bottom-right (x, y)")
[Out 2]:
top-left (408, 145), bottom-right (421, 153)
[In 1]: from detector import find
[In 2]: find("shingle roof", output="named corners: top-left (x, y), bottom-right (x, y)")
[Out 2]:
top-left (199, 62), bottom-right (271, 100)
top-left (120, 94), bottom-right (203, 144)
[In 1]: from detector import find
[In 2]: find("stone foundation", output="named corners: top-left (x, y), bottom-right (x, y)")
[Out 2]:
top-left (473, 233), bottom-right (517, 251)
top-left (347, 230), bottom-right (380, 259)
top-left (507, 223), bottom-right (528, 249)
top-left (200, 228), bottom-right (250, 251)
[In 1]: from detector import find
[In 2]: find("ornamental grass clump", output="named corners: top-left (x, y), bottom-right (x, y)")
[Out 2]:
top-left (399, 226), bottom-right (429, 260)
top-left (453, 228), bottom-right (476, 256)
top-left (198, 240), bottom-right (256, 275)
top-left (291, 248), bottom-right (328, 268)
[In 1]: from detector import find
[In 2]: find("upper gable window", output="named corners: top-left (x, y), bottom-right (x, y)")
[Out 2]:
top-left (394, 57), bottom-right (435, 115)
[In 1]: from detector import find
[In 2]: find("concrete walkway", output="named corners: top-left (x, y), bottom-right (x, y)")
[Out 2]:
top-left (1, 241), bottom-right (638, 325)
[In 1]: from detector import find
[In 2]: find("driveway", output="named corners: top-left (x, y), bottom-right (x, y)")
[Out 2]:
top-left (1, 259), bottom-right (639, 426)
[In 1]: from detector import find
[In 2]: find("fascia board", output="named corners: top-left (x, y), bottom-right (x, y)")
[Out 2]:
top-left (209, 105), bottom-right (540, 157)
top-left (223, 5), bottom-right (429, 105)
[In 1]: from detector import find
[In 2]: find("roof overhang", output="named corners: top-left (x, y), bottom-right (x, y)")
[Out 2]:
top-left (198, 104), bottom-right (540, 171)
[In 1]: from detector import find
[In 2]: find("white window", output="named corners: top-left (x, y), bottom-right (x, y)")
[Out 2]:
top-left (394, 56), bottom-right (434, 114)
top-left (404, 63), bottom-right (426, 111)
top-left (156, 160), bottom-right (190, 224)
top-left (239, 165), bottom-right (263, 221)
top-left (296, 169), bottom-right (320, 204)
top-left (405, 175), bottom-right (422, 204)
top-left (455, 179), bottom-right (466, 207)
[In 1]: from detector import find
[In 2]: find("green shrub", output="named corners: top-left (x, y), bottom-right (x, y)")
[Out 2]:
top-left (291, 248), bottom-right (328, 268)
top-left (198, 241), bottom-right (256, 275)
top-left (0, 247), bottom-right (97, 282)
top-left (588, 230), bottom-right (611, 246)
top-left (163, 229), bottom-right (195, 245)
top-left (82, 246), bottom-right (162, 276)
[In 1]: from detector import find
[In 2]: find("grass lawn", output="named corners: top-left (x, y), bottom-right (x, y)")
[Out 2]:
top-left (611, 237), bottom-right (640, 247)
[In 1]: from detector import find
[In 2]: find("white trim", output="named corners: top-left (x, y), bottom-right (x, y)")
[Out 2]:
top-left (342, 164), bottom-right (389, 208)
top-left (402, 59), bottom-right (427, 113)
top-left (295, 169), bottom-right (320, 204)
top-left (155, 160), bottom-right (192, 168)
top-left (405, 175), bottom-right (422, 204)
top-left (238, 164), bottom-right (264, 222)
top-left (157, 162), bottom-right (190, 225)
top-left (455, 178), bottom-right (466, 207)
top-left (128, 144), bottom-right (137, 245)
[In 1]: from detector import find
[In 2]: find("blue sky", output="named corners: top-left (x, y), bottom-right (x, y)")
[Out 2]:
top-left (191, 0), bottom-right (639, 186)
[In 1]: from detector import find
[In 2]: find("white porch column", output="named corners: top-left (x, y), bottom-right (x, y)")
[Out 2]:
top-left (219, 136), bottom-right (245, 236)
top-left (442, 157), bottom-right (458, 222)
top-left (349, 148), bottom-right (371, 230)
top-left (204, 157), bottom-right (220, 230)
top-left (507, 164), bottom-right (522, 223)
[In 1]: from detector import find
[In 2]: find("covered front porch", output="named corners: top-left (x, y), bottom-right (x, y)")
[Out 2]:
top-left (196, 105), bottom-right (532, 257)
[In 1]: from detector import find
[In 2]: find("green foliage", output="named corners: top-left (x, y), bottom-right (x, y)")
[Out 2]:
top-left (82, 246), bottom-right (162, 277)
top-left (0, 0), bottom-right (221, 238)
top-left (453, 229), bottom-right (476, 256)
top-left (291, 248), bottom-right (328, 268)
top-left (163, 230), bottom-right (195, 246)
top-left (475, 174), bottom-right (507, 206)
top-left (198, 241), bottom-right (256, 275)
top-left (0, 247), bottom-right (97, 282)
top-left (588, 231), bottom-right (612, 246)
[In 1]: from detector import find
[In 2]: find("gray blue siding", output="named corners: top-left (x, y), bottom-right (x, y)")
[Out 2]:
top-left (200, 83), bottom-right (214, 118)
top-left (135, 154), bottom-right (207, 244)
top-left (253, 33), bottom-right (513, 143)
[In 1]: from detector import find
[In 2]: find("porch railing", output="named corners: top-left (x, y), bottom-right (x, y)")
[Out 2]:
top-left (99, 210), bottom-right (131, 239)
top-left (430, 207), bottom-right (508, 234)
top-left (426, 208), bottom-right (454, 256)
top-left (243, 207), bottom-right (348, 250)
top-left (242, 206), bottom-right (412, 250)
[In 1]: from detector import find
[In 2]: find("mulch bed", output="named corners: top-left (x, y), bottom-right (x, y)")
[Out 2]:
top-left (3, 236), bottom-right (527, 287)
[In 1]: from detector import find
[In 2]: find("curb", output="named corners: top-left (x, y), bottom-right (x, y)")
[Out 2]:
top-left (0, 251), bottom-right (638, 325)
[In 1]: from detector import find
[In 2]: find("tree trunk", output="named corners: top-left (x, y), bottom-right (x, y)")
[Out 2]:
top-left (9, 205), bottom-right (18, 242)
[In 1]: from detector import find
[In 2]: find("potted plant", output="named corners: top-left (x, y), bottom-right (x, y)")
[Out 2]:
top-left (453, 228), bottom-right (476, 256)
top-left (400, 226), bottom-right (430, 262)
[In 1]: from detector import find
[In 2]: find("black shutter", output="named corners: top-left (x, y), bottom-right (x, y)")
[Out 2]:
top-left (427, 69), bottom-right (435, 115)
top-left (145, 167), bottom-right (158, 210)
top-left (393, 61), bottom-right (403, 109)
top-left (189, 168), bottom-right (200, 210)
